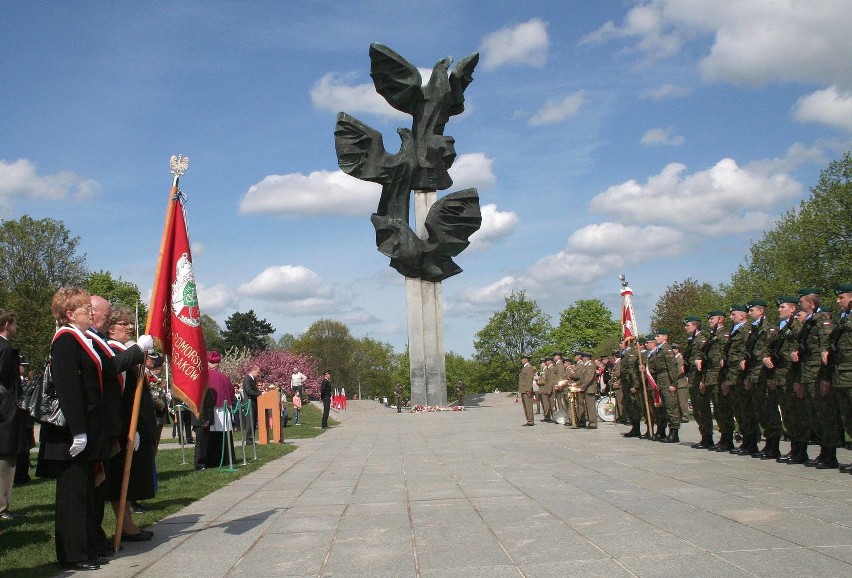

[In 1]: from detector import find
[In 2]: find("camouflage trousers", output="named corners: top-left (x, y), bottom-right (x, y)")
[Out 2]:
top-left (711, 382), bottom-right (735, 435)
top-left (818, 386), bottom-right (852, 448)
top-left (690, 376), bottom-right (712, 437)
top-left (660, 386), bottom-right (681, 429)
top-left (757, 380), bottom-right (783, 440)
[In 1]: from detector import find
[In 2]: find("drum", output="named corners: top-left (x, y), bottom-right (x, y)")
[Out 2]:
top-left (596, 396), bottom-right (616, 422)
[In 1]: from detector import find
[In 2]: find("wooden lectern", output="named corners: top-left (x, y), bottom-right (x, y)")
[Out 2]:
top-left (257, 389), bottom-right (283, 444)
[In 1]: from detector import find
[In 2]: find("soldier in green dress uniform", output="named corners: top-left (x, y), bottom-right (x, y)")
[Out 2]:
top-left (769, 297), bottom-right (802, 462)
top-left (725, 304), bottom-right (754, 454)
top-left (649, 329), bottom-right (682, 442)
top-left (683, 316), bottom-right (711, 448)
top-left (832, 284), bottom-right (852, 473)
top-left (704, 311), bottom-right (735, 452)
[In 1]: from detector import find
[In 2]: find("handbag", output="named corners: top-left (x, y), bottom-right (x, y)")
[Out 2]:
top-left (24, 363), bottom-right (66, 428)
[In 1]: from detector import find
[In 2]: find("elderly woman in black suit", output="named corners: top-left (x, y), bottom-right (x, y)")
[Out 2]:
top-left (106, 304), bottom-right (156, 540)
top-left (39, 287), bottom-right (107, 571)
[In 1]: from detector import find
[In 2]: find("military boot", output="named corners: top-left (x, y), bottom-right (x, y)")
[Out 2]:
top-left (787, 442), bottom-right (809, 465)
top-left (743, 433), bottom-right (761, 456)
top-left (754, 437), bottom-right (772, 458)
top-left (731, 432), bottom-right (750, 454)
top-left (814, 446), bottom-right (839, 469)
top-left (776, 441), bottom-right (795, 463)
top-left (691, 435), bottom-right (710, 449)
top-left (759, 437), bottom-right (781, 460)
top-left (713, 432), bottom-right (734, 452)
top-left (838, 461), bottom-right (852, 473)
top-left (651, 424), bottom-right (665, 441)
top-left (662, 428), bottom-right (679, 443)
top-left (622, 423), bottom-right (641, 438)
top-left (804, 447), bottom-right (826, 467)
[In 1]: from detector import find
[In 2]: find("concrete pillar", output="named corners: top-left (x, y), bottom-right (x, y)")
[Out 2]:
top-left (407, 190), bottom-right (447, 407)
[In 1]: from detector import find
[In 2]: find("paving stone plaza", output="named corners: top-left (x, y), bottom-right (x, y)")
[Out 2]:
top-left (77, 394), bottom-right (852, 578)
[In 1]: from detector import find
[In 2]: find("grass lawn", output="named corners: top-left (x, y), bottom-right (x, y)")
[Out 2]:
top-left (0, 403), bottom-right (335, 578)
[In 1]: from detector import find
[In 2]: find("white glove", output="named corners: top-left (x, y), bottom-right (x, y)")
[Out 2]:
top-left (134, 432), bottom-right (141, 452)
top-left (136, 334), bottom-right (154, 352)
top-left (69, 433), bottom-right (88, 457)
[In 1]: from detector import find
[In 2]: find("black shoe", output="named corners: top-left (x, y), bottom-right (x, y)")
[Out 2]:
top-left (839, 463), bottom-right (852, 473)
top-left (0, 511), bottom-right (23, 520)
top-left (804, 453), bottom-right (825, 467)
top-left (661, 431), bottom-right (679, 443)
top-left (62, 561), bottom-right (100, 571)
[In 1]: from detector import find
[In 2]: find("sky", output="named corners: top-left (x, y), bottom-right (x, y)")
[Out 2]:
top-left (2, 1), bottom-right (852, 357)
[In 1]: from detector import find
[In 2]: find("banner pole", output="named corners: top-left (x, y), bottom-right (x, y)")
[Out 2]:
top-left (114, 165), bottom-right (183, 553)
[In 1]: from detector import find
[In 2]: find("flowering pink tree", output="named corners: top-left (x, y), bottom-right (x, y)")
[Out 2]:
top-left (233, 349), bottom-right (321, 400)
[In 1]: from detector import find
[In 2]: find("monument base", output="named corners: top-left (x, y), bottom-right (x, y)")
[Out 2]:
top-left (407, 190), bottom-right (447, 407)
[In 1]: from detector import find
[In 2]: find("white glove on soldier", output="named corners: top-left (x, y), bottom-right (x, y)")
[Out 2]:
top-left (134, 432), bottom-right (141, 452)
top-left (69, 433), bottom-right (88, 457)
top-left (136, 334), bottom-right (154, 352)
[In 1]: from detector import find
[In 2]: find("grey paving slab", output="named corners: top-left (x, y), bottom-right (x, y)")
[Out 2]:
top-left (80, 395), bottom-right (852, 578)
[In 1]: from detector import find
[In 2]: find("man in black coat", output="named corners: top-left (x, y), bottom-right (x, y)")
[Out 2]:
top-left (0, 310), bottom-right (27, 520)
top-left (242, 365), bottom-right (261, 442)
top-left (320, 371), bottom-right (332, 428)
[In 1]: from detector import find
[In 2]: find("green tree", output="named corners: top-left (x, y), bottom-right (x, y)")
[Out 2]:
top-left (84, 270), bottom-right (147, 329)
top-left (200, 314), bottom-right (226, 353)
top-left (445, 351), bottom-right (480, 394)
top-left (473, 291), bottom-right (552, 390)
top-left (650, 279), bottom-right (725, 346)
top-left (221, 310), bottom-right (274, 352)
top-left (726, 151), bottom-right (852, 302)
top-left (0, 215), bottom-right (88, 362)
top-left (277, 333), bottom-right (296, 350)
top-left (550, 299), bottom-right (620, 356)
top-left (291, 319), bottom-right (358, 389)
top-left (351, 336), bottom-right (398, 400)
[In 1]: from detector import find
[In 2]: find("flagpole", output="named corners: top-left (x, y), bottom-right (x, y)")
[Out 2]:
top-left (620, 275), bottom-right (654, 433)
top-left (114, 156), bottom-right (188, 553)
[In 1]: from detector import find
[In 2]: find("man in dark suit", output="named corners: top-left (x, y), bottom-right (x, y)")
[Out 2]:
top-left (242, 365), bottom-right (261, 442)
top-left (0, 309), bottom-right (26, 521)
top-left (320, 371), bottom-right (332, 428)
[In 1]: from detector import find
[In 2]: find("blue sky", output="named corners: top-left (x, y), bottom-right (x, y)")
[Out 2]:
top-left (3, 1), bottom-right (852, 357)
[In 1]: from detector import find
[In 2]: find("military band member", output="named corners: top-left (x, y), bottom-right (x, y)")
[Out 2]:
top-left (539, 357), bottom-right (556, 422)
top-left (831, 284), bottom-right (852, 474)
top-left (553, 352), bottom-right (566, 411)
top-left (518, 354), bottom-right (536, 426)
top-left (794, 288), bottom-right (835, 468)
top-left (575, 352), bottom-right (597, 428)
top-left (683, 316), bottom-right (712, 448)
top-left (649, 329), bottom-right (681, 442)
top-left (671, 343), bottom-right (690, 423)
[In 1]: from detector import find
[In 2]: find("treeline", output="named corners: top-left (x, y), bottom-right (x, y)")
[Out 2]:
top-left (650, 151), bottom-right (852, 348)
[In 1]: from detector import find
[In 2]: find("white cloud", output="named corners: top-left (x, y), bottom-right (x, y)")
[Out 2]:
top-left (480, 18), bottom-right (549, 70)
top-left (239, 169), bottom-right (380, 217)
top-left (447, 152), bottom-right (497, 191)
top-left (641, 127), bottom-right (685, 146)
top-left (238, 265), bottom-right (333, 300)
top-left (793, 86), bottom-right (852, 132)
top-left (581, 3), bottom-right (683, 61)
top-left (588, 157), bottom-right (803, 235)
top-left (190, 242), bottom-right (204, 256)
top-left (310, 72), bottom-right (408, 120)
top-left (528, 91), bottom-right (586, 126)
top-left (584, 1), bottom-right (852, 90)
top-left (457, 276), bottom-right (529, 308)
top-left (197, 283), bottom-right (238, 315)
top-left (0, 158), bottom-right (101, 214)
top-left (641, 83), bottom-right (691, 100)
top-left (468, 204), bottom-right (518, 251)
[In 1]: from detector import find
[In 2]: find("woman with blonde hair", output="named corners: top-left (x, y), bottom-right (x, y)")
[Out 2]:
top-left (38, 287), bottom-right (106, 570)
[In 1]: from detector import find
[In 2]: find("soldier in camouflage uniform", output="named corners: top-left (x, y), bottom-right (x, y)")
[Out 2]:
top-left (649, 329), bottom-right (682, 442)
top-left (642, 335), bottom-right (665, 440)
top-left (832, 285), bottom-right (852, 473)
top-left (725, 304), bottom-right (754, 455)
top-left (744, 299), bottom-right (772, 457)
top-left (794, 288), bottom-right (835, 468)
top-left (683, 316), bottom-right (712, 449)
top-left (768, 297), bottom-right (802, 462)
top-left (812, 284), bottom-right (852, 470)
top-left (749, 298), bottom-right (785, 460)
top-left (620, 339), bottom-right (643, 437)
top-left (704, 311), bottom-right (735, 452)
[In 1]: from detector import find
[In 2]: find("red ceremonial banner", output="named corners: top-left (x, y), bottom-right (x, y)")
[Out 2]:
top-left (147, 187), bottom-right (208, 416)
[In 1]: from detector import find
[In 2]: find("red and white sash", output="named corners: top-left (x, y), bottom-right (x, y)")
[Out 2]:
top-left (53, 325), bottom-right (103, 394)
top-left (107, 339), bottom-right (128, 391)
